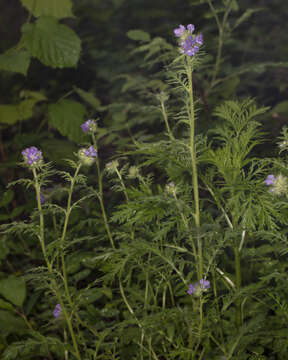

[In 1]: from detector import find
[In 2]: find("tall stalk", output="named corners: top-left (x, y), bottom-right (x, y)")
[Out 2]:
top-left (186, 56), bottom-right (203, 279)
top-left (33, 168), bottom-right (82, 360)
top-left (91, 133), bottom-right (115, 249)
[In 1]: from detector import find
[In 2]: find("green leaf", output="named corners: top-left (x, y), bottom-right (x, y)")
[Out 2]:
top-left (0, 48), bottom-right (31, 76)
top-left (0, 105), bottom-right (19, 125)
top-left (22, 16), bottom-right (81, 68)
top-left (0, 310), bottom-right (26, 336)
top-left (272, 101), bottom-right (288, 115)
top-left (127, 29), bottom-right (151, 42)
top-left (233, 8), bottom-right (265, 30)
top-left (21, 0), bottom-right (74, 19)
top-left (0, 190), bottom-right (14, 207)
top-left (0, 99), bottom-right (41, 125)
top-left (0, 276), bottom-right (26, 307)
top-left (74, 87), bottom-right (101, 110)
top-left (48, 99), bottom-right (87, 143)
top-left (0, 299), bottom-right (14, 312)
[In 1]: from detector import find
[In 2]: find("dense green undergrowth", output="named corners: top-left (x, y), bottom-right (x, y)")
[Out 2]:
top-left (1, 0), bottom-right (288, 359)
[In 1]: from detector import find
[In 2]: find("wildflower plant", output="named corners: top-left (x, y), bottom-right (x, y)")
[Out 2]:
top-left (2, 14), bottom-right (288, 360)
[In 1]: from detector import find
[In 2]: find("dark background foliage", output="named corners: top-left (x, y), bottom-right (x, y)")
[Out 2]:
top-left (1, 1), bottom-right (288, 358)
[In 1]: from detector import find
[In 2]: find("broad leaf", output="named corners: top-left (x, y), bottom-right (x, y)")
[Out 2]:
top-left (21, 0), bottom-right (74, 19)
top-left (0, 276), bottom-right (26, 307)
top-left (0, 105), bottom-right (19, 125)
top-left (0, 99), bottom-right (42, 125)
top-left (0, 48), bottom-right (31, 76)
top-left (22, 16), bottom-right (81, 68)
top-left (48, 100), bottom-right (87, 143)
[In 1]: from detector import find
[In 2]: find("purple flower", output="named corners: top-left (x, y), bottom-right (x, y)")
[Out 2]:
top-left (22, 147), bottom-right (43, 167)
top-left (84, 146), bottom-right (98, 158)
top-left (174, 24), bottom-right (203, 57)
top-left (199, 278), bottom-right (210, 289)
top-left (81, 119), bottom-right (97, 133)
top-left (187, 278), bottom-right (210, 296)
top-left (174, 24), bottom-right (186, 37)
top-left (265, 174), bottom-right (276, 186)
top-left (78, 146), bottom-right (98, 166)
top-left (187, 24), bottom-right (195, 33)
top-left (53, 303), bottom-right (62, 318)
top-left (180, 34), bottom-right (203, 57)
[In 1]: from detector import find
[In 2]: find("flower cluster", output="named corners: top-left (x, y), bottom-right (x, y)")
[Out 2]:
top-left (78, 146), bottom-right (98, 166)
top-left (265, 174), bottom-right (288, 196)
top-left (187, 279), bottom-right (210, 297)
top-left (165, 181), bottom-right (177, 196)
top-left (174, 24), bottom-right (203, 57)
top-left (81, 119), bottom-right (97, 133)
top-left (53, 303), bottom-right (62, 318)
top-left (22, 146), bottom-right (43, 168)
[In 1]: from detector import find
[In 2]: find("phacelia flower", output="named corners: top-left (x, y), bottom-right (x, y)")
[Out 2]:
top-left (53, 303), bottom-right (62, 318)
top-left (265, 174), bottom-right (288, 195)
top-left (264, 174), bottom-right (276, 186)
top-left (22, 146), bottom-right (43, 168)
top-left (78, 146), bottom-right (98, 166)
top-left (81, 119), bottom-right (97, 133)
top-left (187, 278), bottom-right (210, 297)
top-left (174, 24), bottom-right (203, 57)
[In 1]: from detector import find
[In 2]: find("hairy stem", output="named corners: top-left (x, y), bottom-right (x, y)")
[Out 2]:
top-left (186, 57), bottom-right (203, 279)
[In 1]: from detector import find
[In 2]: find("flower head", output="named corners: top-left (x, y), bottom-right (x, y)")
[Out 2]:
top-left (53, 303), bottom-right (62, 318)
top-left (265, 174), bottom-right (288, 196)
top-left (264, 174), bottom-right (276, 186)
top-left (106, 160), bottom-right (119, 174)
top-left (22, 146), bottom-right (43, 168)
top-left (78, 146), bottom-right (98, 166)
top-left (187, 278), bottom-right (210, 297)
top-left (174, 24), bottom-right (203, 57)
top-left (81, 119), bottom-right (97, 133)
top-left (166, 181), bottom-right (177, 196)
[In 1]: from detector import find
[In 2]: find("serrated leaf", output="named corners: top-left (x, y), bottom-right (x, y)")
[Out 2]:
top-left (0, 98), bottom-right (41, 125)
top-left (127, 29), bottom-right (151, 42)
top-left (22, 16), bottom-right (81, 68)
top-left (0, 48), bottom-right (31, 75)
top-left (21, 0), bottom-right (74, 19)
top-left (0, 276), bottom-right (26, 307)
top-left (233, 8), bottom-right (265, 30)
top-left (48, 99), bottom-right (87, 143)
top-left (74, 87), bottom-right (101, 109)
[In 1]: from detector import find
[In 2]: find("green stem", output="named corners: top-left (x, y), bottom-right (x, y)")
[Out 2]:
top-left (234, 243), bottom-right (242, 328)
top-left (160, 100), bottom-right (174, 141)
top-left (60, 163), bottom-right (82, 306)
top-left (33, 168), bottom-right (52, 273)
top-left (207, 0), bottom-right (234, 89)
top-left (92, 133), bottom-right (115, 249)
top-left (186, 57), bottom-right (203, 279)
top-left (96, 158), bottom-right (115, 249)
top-left (33, 168), bottom-right (81, 360)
